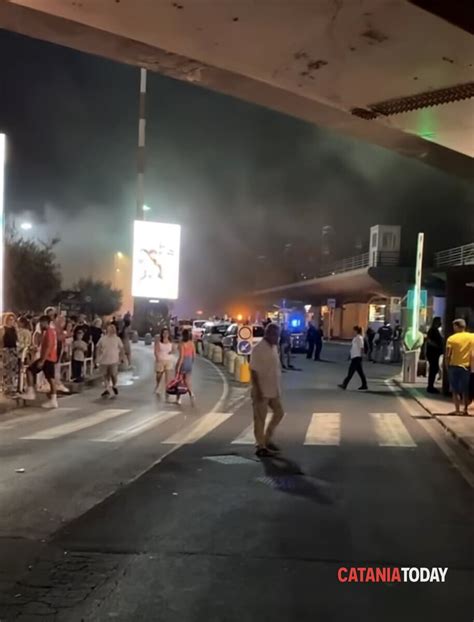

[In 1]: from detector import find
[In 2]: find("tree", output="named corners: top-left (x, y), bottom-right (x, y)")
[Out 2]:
top-left (73, 278), bottom-right (122, 317)
top-left (5, 232), bottom-right (62, 312)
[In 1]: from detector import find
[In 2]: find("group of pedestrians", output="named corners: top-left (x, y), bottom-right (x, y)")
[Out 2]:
top-left (0, 308), bottom-right (135, 407)
top-left (365, 321), bottom-right (403, 363)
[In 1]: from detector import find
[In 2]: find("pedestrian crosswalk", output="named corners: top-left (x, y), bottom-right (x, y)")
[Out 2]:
top-left (304, 413), bottom-right (340, 446)
top-left (6, 407), bottom-right (419, 449)
top-left (370, 412), bottom-right (416, 447)
top-left (22, 409), bottom-right (130, 440)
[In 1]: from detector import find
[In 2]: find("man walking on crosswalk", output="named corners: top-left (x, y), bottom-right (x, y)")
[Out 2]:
top-left (250, 322), bottom-right (285, 457)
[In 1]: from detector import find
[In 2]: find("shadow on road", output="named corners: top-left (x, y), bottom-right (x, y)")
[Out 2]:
top-left (258, 454), bottom-right (335, 505)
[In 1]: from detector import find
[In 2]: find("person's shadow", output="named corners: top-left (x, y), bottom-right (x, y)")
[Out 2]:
top-left (257, 453), bottom-right (335, 505)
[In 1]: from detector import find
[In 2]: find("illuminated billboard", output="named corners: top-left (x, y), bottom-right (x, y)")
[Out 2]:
top-left (132, 220), bottom-right (181, 300)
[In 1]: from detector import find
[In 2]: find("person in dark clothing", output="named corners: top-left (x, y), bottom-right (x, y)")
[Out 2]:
top-left (426, 316), bottom-right (443, 394)
top-left (90, 318), bottom-right (103, 366)
top-left (392, 320), bottom-right (403, 363)
top-left (365, 326), bottom-right (375, 362)
top-left (376, 322), bottom-right (393, 362)
top-left (306, 322), bottom-right (318, 359)
top-left (314, 324), bottom-right (323, 360)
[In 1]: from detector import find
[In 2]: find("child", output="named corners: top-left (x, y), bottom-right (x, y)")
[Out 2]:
top-left (72, 329), bottom-right (88, 382)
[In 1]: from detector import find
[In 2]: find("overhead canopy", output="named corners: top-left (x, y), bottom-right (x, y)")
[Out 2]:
top-left (1, 0), bottom-right (473, 179)
top-left (252, 266), bottom-right (445, 306)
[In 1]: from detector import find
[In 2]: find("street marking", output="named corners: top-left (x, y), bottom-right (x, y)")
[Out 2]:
top-left (304, 413), bottom-right (341, 445)
top-left (92, 411), bottom-right (180, 442)
top-left (162, 412), bottom-right (232, 445)
top-left (231, 424), bottom-right (254, 445)
top-left (22, 409), bottom-right (130, 440)
top-left (0, 408), bottom-right (79, 431)
top-left (370, 413), bottom-right (416, 447)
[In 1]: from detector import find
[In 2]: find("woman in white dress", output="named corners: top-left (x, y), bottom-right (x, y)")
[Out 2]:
top-left (154, 327), bottom-right (176, 400)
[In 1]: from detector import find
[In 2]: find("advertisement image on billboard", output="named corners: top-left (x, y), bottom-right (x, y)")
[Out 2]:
top-left (132, 220), bottom-right (181, 300)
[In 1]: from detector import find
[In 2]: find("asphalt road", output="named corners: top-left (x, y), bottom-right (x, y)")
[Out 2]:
top-left (0, 343), bottom-right (472, 621)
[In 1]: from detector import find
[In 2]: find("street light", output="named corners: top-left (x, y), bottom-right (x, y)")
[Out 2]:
top-left (142, 205), bottom-right (151, 212)
top-left (20, 222), bottom-right (33, 231)
top-left (0, 133), bottom-right (5, 317)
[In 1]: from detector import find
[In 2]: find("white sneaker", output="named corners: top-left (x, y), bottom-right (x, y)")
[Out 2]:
top-left (23, 387), bottom-right (36, 401)
top-left (57, 383), bottom-right (70, 394)
top-left (42, 396), bottom-right (58, 409)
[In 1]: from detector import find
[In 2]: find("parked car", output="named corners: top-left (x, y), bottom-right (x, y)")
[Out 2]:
top-left (222, 324), bottom-right (265, 351)
top-left (192, 319), bottom-right (207, 342)
top-left (202, 322), bottom-right (230, 348)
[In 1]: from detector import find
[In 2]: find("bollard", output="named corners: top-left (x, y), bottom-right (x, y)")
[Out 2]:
top-left (207, 344), bottom-right (215, 360)
top-left (212, 345), bottom-right (223, 364)
top-left (131, 330), bottom-right (139, 344)
top-left (227, 351), bottom-right (237, 375)
top-left (203, 341), bottom-right (210, 358)
top-left (144, 332), bottom-right (153, 346)
top-left (402, 350), bottom-right (419, 383)
top-left (196, 340), bottom-right (203, 356)
top-left (234, 356), bottom-right (243, 381)
top-left (239, 360), bottom-right (251, 384)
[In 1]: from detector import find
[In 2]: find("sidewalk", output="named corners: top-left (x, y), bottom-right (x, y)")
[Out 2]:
top-left (395, 376), bottom-right (474, 454)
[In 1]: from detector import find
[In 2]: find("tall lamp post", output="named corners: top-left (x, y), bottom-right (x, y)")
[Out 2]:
top-left (0, 134), bottom-right (6, 318)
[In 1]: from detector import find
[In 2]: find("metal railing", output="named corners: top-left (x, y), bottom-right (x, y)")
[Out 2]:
top-left (319, 252), bottom-right (370, 277)
top-left (434, 242), bottom-right (474, 268)
top-left (0, 343), bottom-right (95, 396)
top-left (318, 251), bottom-right (399, 277)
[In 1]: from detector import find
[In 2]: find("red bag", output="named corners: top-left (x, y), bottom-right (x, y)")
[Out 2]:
top-left (166, 374), bottom-right (188, 396)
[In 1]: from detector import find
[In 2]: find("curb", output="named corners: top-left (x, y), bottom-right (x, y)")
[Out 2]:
top-left (393, 378), bottom-right (474, 454)
top-left (434, 416), bottom-right (474, 456)
top-left (392, 379), bottom-right (433, 418)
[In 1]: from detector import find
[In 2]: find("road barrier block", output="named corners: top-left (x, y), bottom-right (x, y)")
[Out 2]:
top-left (239, 361), bottom-right (251, 384)
top-left (226, 351), bottom-right (237, 374)
top-left (131, 331), bottom-right (139, 344)
top-left (212, 346), bottom-right (223, 364)
top-left (144, 333), bottom-right (153, 346)
top-left (234, 356), bottom-right (243, 381)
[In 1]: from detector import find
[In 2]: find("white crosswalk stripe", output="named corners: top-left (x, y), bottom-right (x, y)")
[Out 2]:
top-left (304, 413), bottom-right (341, 445)
top-left (92, 411), bottom-right (180, 443)
top-left (370, 412), bottom-right (416, 447)
top-left (10, 404), bottom-right (418, 450)
top-left (231, 424), bottom-right (254, 445)
top-left (162, 412), bottom-right (233, 445)
top-left (0, 408), bottom-right (79, 431)
top-left (22, 409), bottom-right (130, 440)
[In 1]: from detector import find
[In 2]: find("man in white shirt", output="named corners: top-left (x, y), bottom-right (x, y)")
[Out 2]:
top-left (338, 325), bottom-right (368, 391)
top-left (250, 323), bottom-right (285, 457)
top-left (96, 323), bottom-right (124, 398)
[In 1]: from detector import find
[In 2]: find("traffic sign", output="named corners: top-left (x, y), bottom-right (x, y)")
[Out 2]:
top-left (238, 325), bottom-right (252, 341)
top-left (237, 324), bottom-right (253, 356)
top-left (237, 340), bottom-right (252, 355)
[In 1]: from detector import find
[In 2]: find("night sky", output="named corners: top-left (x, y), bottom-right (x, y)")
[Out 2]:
top-left (1, 30), bottom-right (473, 315)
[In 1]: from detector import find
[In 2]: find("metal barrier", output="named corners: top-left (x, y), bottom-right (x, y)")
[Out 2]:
top-left (434, 242), bottom-right (474, 267)
top-left (0, 342), bottom-right (96, 396)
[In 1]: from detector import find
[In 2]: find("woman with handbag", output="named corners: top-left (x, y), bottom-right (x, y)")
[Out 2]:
top-left (175, 329), bottom-right (196, 406)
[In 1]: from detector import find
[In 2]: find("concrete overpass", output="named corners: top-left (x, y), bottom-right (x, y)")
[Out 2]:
top-left (1, 0), bottom-right (473, 179)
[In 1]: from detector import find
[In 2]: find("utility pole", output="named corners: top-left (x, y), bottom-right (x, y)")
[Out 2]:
top-left (137, 68), bottom-right (147, 220)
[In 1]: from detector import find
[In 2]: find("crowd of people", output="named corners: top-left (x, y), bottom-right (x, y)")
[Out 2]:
top-left (0, 308), bottom-right (134, 407)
